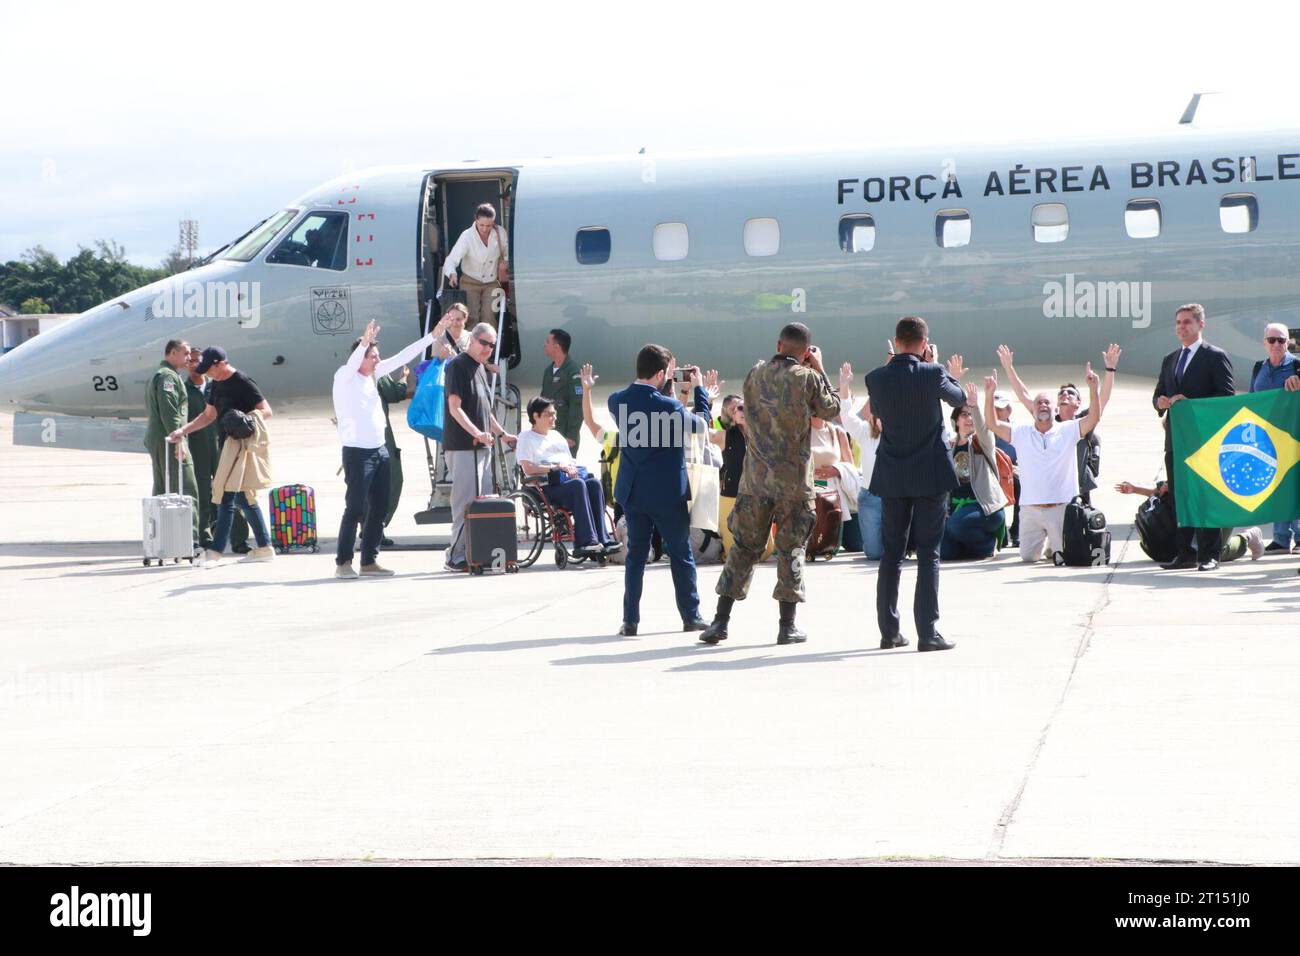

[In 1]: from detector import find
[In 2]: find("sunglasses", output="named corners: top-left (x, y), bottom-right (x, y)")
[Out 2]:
top-left (1266, 336), bottom-right (1287, 345)
top-left (476, 337), bottom-right (497, 348)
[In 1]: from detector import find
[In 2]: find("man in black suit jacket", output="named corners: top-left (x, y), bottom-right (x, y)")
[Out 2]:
top-left (1152, 303), bottom-right (1235, 570)
top-left (865, 316), bottom-right (966, 651)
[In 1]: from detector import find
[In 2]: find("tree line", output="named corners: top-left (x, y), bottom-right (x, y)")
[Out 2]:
top-left (0, 241), bottom-right (194, 316)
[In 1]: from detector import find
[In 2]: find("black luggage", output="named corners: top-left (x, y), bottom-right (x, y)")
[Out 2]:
top-left (1058, 495), bottom-right (1111, 566)
top-left (1134, 493), bottom-right (1178, 564)
top-left (465, 444), bottom-right (518, 574)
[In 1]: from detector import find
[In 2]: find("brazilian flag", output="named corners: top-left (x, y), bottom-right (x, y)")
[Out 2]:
top-left (1170, 389), bottom-right (1300, 527)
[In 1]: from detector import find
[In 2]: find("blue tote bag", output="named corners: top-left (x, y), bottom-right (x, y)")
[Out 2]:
top-left (406, 357), bottom-right (447, 441)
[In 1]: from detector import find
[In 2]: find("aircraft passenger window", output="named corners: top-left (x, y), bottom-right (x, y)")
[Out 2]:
top-left (935, 209), bottom-right (971, 248)
top-left (743, 218), bottom-right (780, 257)
top-left (222, 209), bottom-right (298, 262)
top-left (1032, 203), bottom-right (1069, 243)
top-left (267, 212), bottom-right (348, 269)
top-left (653, 222), bottom-right (689, 261)
top-left (1219, 193), bottom-right (1258, 234)
top-left (838, 214), bottom-right (876, 253)
top-left (1125, 199), bottom-right (1162, 239)
top-left (576, 227), bottom-right (611, 265)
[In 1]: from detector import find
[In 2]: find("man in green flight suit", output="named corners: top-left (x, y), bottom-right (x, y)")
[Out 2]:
top-left (540, 328), bottom-right (582, 452)
top-left (376, 365), bottom-right (411, 544)
top-left (185, 346), bottom-right (219, 550)
top-left (144, 339), bottom-right (201, 549)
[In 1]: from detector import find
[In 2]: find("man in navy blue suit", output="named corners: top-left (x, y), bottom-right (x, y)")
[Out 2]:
top-left (608, 344), bottom-right (712, 636)
top-left (866, 316), bottom-right (966, 652)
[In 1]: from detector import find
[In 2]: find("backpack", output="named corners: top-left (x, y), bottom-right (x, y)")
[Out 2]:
top-left (220, 409), bottom-right (256, 439)
top-left (599, 430), bottom-right (620, 504)
top-left (974, 438), bottom-right (1016, 505)
top-left (406, 357), bottom-right (446, 441)
top-left (1134, 493), bottom-right (1179, 564)
top-left (1058, 495), bottom-right (1111, 566)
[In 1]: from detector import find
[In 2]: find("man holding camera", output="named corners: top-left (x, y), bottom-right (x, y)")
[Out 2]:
top-left (700, 323), bottom-right (841, 646)
top-left (607, 344), bottom-right (712, 636)
top-left (866, 317), bottom-right (966, 652)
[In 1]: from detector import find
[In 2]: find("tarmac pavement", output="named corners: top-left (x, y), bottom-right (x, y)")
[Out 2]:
top-left (1, 369), bottom-right (1297, 864)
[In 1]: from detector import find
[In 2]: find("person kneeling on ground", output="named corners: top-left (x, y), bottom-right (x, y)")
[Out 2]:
top-left (941, 379), bottom-right (1009, 560)
top-left (1116, 480), bottom-right (1264, 563)
top-left (517, 396), bottom-right (622, 558)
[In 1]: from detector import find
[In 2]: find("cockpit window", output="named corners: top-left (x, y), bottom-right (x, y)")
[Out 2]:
top-left (267, 212), bottom-right (349, 270)
top-left (221, 209), bottom-right (298, 262)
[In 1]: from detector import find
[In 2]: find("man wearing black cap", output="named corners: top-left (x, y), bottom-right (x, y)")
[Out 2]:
top-left (169, 346), bottom-right (276, 563)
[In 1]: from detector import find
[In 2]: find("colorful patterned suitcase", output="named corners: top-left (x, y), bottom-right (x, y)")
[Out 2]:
top-left (268, 484), bottom-right (319, 554)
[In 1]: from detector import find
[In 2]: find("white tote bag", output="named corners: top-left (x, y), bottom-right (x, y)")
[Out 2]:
top-left (685, 432), bottom-right (720, 533)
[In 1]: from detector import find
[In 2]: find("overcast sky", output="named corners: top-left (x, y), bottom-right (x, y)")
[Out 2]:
top-left (2, 0), bottom-right (1294, 266)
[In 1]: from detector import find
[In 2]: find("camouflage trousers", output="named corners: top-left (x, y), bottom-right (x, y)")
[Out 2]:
top-left (716, 494), bottom-right (816, 603)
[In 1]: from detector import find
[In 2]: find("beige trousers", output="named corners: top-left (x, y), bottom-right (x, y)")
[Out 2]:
top-left (459, 275), bottom-right (502, 330)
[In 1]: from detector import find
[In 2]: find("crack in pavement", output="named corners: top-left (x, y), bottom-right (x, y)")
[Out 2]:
top-left (985, 526), bottom-right (1129, 859)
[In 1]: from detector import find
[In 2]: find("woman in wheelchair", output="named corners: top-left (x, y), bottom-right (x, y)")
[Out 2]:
top-left (515, 397), bottom-right (622, 558)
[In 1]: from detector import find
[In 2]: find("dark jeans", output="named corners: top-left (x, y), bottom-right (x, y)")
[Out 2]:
top-left (1165, 445), bottom-right (1222, 560)
top-left (338, 445), bottom-right (391, 566)
top-left (941, 503), bottom-right (1005, 560)
top-left (622, 501), bottom-right (699, 625)
top-left (544, 473), bottom-right (610, 547)
top-left (212, 491), bottom-right (270, 552)
top-left (877, 493), bottom-right (947, 643)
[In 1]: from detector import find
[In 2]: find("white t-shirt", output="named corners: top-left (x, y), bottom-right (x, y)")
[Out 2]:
top-left (839, 410), bottom-right (881, 488)
top-left (515, 427), bottom-right (574, 470)
top-left (1012, 419), bottom-right (1082, 505)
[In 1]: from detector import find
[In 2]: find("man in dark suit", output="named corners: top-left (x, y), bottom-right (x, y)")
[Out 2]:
top-left (608, 344), bottom-right (712, 635)
top-left (1152, 302), bottom-right (1235, 570)
top-left (866, 316), bottom-right (966, 651)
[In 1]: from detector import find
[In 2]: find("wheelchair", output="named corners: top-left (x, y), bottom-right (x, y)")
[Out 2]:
top-left (507, 473), bottom-right (615, 569)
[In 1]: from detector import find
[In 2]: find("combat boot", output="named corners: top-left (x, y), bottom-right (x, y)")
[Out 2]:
top-left (698, 595), bottom-right (734, 645)
top-left (776, 600), bottom-right (806, 645)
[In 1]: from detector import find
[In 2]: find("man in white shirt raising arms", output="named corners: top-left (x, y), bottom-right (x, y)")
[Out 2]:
top-left (332, 318), bottom-right (441, 578)
top-left (987, 363), bottom-right (1101, 563)
top-left (443, 203), bottom-right (508, 330)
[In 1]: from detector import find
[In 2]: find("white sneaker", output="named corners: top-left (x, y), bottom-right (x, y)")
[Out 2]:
top-left (1245, 527), bottom-right (1265, 560)
top-left (242, 546), bottom-right (276, 562)
top-left (359, 563), bottom-right (396, 577)
top-left (335, 562), bottom-right (358, 579)
top-left (202, 549), bottom-right (224, 565)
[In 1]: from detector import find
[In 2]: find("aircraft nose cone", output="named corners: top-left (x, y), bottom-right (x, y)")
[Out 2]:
top-left (0, 346), bottom-right (29, 408)
top-left (0, 331), bottom-right (72, 411)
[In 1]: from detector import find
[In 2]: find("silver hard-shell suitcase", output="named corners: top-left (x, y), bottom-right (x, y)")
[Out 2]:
top-left (142, 446), bottom-right (196, 566)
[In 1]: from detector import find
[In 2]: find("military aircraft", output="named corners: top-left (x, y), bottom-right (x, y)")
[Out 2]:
top-left (2, 97), bottom-right (1297, 453)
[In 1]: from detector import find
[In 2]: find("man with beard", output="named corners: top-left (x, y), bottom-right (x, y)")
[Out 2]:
top-left (997, 343), bottom-right (1121, 505)
top-left (987, 364), bottom-right (1103, 563)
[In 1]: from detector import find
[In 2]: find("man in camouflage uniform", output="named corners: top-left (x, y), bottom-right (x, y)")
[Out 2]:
top-left (144, 339), bottom-right (200, 548)
top-left (700, 323), bottom-right (841, 646)
top-left (185, 347), bottom-right (219, 551)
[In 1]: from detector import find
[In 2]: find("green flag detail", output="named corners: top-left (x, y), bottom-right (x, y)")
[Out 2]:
top-left (1171, 389), bottom-right (1300, 528)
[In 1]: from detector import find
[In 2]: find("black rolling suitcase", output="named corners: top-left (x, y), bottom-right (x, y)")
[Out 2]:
top-left (465, 443), bottom-right (518, 574)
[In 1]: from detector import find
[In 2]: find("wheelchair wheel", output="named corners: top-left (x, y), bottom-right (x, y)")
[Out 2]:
top-left (508, 490), bottom-right (546, 568)
top-left (554, 546), bottom-right (568, 569)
